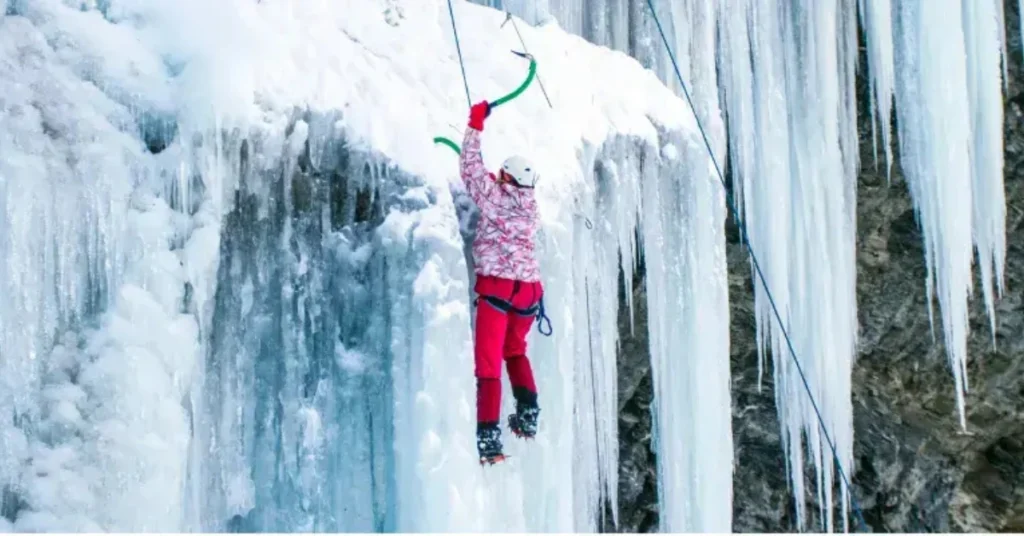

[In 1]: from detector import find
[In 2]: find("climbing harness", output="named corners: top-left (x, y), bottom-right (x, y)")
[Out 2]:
top-left (643, 0), bottom-right (869, 530)
top-left (432, 50), bottom-right (538, 155)
top-left (479, 295), bottom-right (537, 317)
top-left (477, 294), bottom-right (553, 336)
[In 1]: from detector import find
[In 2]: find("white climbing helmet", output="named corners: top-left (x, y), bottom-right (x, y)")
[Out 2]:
top-left (500, 155), bottom-right (538, 188)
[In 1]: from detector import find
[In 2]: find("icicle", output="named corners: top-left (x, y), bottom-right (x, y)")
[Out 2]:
top-left (893, 0), bottom-right (975, 429)
top-left (718, 0), bottom-right (858, 530)
top-left (718, 0), bottom-right (765, 387)
top-left (778, 1), bottom-right (858, 529)
top-left (569, 139), bottom-right (643, 532)
top-left (1020, 0), bottom-right (1024, 57)
top-left (962, 0), bottom-right (1007, 344)
top-left (838, 0), bottom-right (861, 191)
top-left (627, 2), bottom-right (734, 532)
top-left (641, 130), bottom-right (732, 533)
top-left (995, 0), bottom-right (1009, 88)
top-left (858, 0), bottom-right (896, 179)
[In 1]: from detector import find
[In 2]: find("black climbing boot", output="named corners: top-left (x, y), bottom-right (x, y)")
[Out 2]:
top-left (508, 403), bottom-right (539, 439)
top-left (477, 423), bottom-right (505, 464)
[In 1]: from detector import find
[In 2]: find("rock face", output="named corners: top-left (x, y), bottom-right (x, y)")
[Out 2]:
top-left (608, 3), bottom-right (1024, 532)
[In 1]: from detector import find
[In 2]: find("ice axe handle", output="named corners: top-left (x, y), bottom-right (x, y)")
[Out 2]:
top-left (431, 51), bottom-right (535, 155)
top-left (489, 52), bottom-right (537, 109)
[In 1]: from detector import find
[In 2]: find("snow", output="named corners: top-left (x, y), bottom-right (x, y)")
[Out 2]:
top-left (15, 197), bottom-right (199, 531)
top-left (0, 9), bottom-right (137, 526)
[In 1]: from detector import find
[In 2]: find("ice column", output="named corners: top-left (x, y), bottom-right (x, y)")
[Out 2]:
top-left (719, 0), bottom-right (859, 530)
top-left (962, 0), bottom-right (1007, 342)
top-left (859, 0), bottom-right (896, 175)
top-left (892, 0), bottom-right (993, 429)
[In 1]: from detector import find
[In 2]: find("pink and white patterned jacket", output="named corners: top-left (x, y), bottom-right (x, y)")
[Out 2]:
top-left (459, 127), bottom-right (541, 283)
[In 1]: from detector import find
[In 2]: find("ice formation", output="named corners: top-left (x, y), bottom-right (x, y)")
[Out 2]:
top-left (714, 1), bottom-right (861, 530)
top-left (483, 1), bottom-right (735, 530)
top-left (892, 0), bottom-right (1007, 430)
top-left (1, 0), bottom-right (730, 531)
top-left (493, 0), bottom-right (1011, 529)
top-left (1, 0), bottom-right (1016, 532)
top-left (859, 0), bottom-right (896, 176)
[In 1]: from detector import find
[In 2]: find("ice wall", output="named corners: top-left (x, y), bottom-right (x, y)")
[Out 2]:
top-left (471, 0), bottom-right (628, 50)
top-left (0, 4), bottom-right (203, 531)
top-left (1, 0), bottom-right (719, 532)
top-left (182, 112), bottom-right (470, 531)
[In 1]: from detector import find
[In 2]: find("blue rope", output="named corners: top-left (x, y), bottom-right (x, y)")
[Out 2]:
top-left (643, 0), bottom-right (869, 530)
top-left (536, 297), bottom-right (553, 336)
top-left (446, 0), bottom-right (472, 107)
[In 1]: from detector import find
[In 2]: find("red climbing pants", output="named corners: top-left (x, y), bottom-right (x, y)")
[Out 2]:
top-left (474, 275), bottom-right (542, 426)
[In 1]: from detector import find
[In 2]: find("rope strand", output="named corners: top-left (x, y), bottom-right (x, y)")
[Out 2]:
top-left (446, 0), bottom-right (472, 107)
top-left (502, 12), bottom-right (553, 108)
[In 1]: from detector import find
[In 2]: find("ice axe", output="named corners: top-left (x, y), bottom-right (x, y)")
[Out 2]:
top-left (502, 13), bottom-right (553, 109)
top-left (490, 50), bottom-right (538, 108)
top-left (433, 50), bottom-right (540, 156)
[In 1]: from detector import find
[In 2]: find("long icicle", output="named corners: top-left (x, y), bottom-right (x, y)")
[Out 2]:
top-left (644, 0), bottom-right (868, 530)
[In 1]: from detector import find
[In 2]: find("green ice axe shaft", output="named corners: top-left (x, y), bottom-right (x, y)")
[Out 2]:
top-left (432, 136), bottom-right (461, 154)
top-left (490, 51), bottom-right (537, 108)
top-left (434, 51), bottom-right (537, 156)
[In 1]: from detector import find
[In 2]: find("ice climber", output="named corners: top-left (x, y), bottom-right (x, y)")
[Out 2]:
top-left (460, 100), bottom-right (543, 465)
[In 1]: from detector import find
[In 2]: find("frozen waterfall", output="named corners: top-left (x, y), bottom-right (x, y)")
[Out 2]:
top-left (1, 0), bottom-right (1016, 532)
top-left (0, 0), bottom-right (727, 531)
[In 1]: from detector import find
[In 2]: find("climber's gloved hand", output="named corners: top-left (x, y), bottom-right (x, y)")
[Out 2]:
top-left (468, 101), bottom-right (491, 131)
